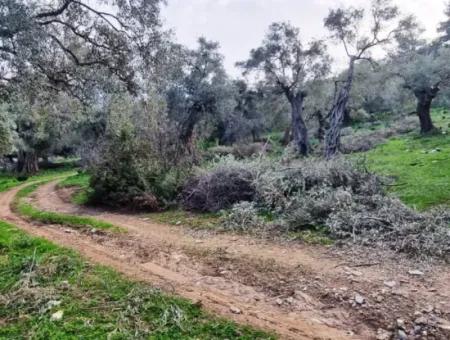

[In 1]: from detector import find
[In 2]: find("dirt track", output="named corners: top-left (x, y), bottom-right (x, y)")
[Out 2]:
top-left (1, 181), bottom-right (450, 339)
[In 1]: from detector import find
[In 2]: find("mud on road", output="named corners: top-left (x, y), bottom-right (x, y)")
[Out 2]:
top-left (1, 180), bottom-right (450, 339)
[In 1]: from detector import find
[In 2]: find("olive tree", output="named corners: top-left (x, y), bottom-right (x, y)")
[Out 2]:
top-left (390, 12), bottom-right (450, 133)
top-left (323, 0), bottom-right (404, 158)
top-left (166, 38), bottom-right (231, 147)
top-left (0, 0), bottom-right (164, 98)
top-left (5, 79), bottom-right (82, 174)
top-left (238, 22), bottom-right (330, 156)
top-left (393, 48), bottom-right (450, 133)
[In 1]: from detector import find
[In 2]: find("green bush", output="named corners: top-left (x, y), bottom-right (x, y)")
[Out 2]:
top-left (90, 124), bottom-right (191, 210)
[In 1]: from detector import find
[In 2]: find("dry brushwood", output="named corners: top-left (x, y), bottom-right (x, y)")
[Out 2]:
top-left (328, 196), bottom-right (450, 260)
top-left (180, 166), bottom-right (256, 212)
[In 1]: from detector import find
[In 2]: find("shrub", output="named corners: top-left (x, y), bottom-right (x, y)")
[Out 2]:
top-left (180, 164), bottom-right (256, 212)
top-left (89, 127), bottom-right (160, 210)
top-left (89, 95), bottom-right (195, 211)
top-left (208, 145), bottom-right (234, 157)
top-left (350, 108), bottom-right (370, 123)
top-left (90, 123), bottom-right (192, 210)
top-left (232, 143), bottom-right (269, 158)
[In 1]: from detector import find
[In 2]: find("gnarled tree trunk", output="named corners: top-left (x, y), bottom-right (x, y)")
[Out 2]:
top-left (414, 87), bottom-right (438, 134)
top-left (180, 104), bottom-right (203, 152)
top-left (325, 58), bottom-right (356, 159)
top-left (289, 92), bottom-right (309, 156)
top-left (17, 150), bottom-right (39, 175)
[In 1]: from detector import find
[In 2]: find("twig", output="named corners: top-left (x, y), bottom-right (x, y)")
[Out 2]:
top-left (334, 262), bottom-right (381, 268)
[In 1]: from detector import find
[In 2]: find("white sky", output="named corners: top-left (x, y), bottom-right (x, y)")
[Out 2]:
top-left (162, 0), bottom-right (448, 77)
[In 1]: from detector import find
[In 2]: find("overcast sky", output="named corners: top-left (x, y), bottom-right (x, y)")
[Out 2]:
top-left (162, 0), bottom-right (447, 77)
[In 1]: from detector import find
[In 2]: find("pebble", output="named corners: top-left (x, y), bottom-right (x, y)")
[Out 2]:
top-left (396, 319), bottom-right (406, 329)
top-left (376, 328), bottom-right (391, 340)
top-left (397, 329), bottom-right (407, 340)
top-left (354, 294), bottom-right (365, 305)
top-left (230, 306), bottom-right (242, 314)
top-left (414, 316), bottom-right (428, 325)
top-left (414, 325), bottom-right (422, 334)
top-left (408, 270), bottom-right (424, 276)
top-left (383, 280), bottom-right (396, 288)
top-left (376, 295), bottom-right (384, 303)
top-left (50, 310), bottom-right (64, 321)
top-left (286, 297), bottom-right (294, 304)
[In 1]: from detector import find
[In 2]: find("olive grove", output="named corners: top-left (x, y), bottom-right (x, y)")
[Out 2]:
top-left (0, 0), bottom-right (449, 206)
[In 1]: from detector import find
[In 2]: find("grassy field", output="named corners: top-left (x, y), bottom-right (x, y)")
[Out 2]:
top-left (12, 182), bottom-right (123, 233)
top-left (0, 221), bottom-right (272, 339)
top-left (364, 109), bottom-right (450, 210)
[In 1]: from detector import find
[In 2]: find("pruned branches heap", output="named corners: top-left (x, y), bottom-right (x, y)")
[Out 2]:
top-left (180, 165), bottom-right (256, 213)
top-left (328, 196), bottom-right (450, 261)
top-left (215, 156), bottom-right (450, 260)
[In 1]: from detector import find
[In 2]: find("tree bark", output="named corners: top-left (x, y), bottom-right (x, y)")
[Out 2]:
top-left (315, 109), bottom-right (326, 143)
top-left (325, 58), bottom-right (356, 159)
top-left (180, 105), bottom-right (202, 148)
top-left (414, 88), bottom-right (438, 134)
top-left (289, 92), bottom-right (309, 156)
top-left (16, 150), bottom-right (39, 175)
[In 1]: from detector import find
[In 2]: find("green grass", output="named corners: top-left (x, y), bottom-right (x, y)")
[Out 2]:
top-left (57, 172), bottom-right (91, 205)
top-left (58, 172), bottom-right (90, 188)
top-left (12, 183), bottom-right (123, 233)
top-left (0, 220), bottom-right (273, 339)
top-left (364, 108), bottom-right (450, 210)
top-left (148, 210), bottom-right (221, 230)
top-left (0, 168), bottom-right (76, 193)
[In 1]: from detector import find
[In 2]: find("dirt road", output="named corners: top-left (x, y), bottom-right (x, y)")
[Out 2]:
top-left (1, 181), bottom-right (450, 339)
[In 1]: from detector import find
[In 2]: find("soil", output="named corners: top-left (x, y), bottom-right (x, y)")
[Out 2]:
top-left (1, 180), bottom-right (449, 339)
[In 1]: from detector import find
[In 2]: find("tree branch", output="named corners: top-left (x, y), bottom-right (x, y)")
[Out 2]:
top-left (38, 19), bottom-right (122, 52)
top-left (34, 0), bottom-right (74, 19)
top-left (48, 34), bottom-right (108, 67)
top-left (72, 1), bottom-right (131, 34)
